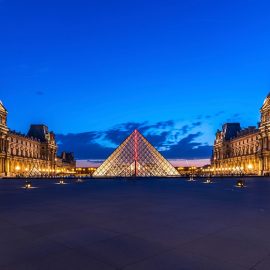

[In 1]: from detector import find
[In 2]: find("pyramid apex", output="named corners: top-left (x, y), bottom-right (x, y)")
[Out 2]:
top-left (132, 129), bottom-right (139, 135)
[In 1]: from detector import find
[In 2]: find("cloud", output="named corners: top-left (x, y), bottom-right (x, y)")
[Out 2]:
top-left (56, 120), bottom-right (213, 160)
top-left (161, 132), bottom-right (212, 159)
top-left (145, 131), bottom-right (170, 148)
top-left (226, 113), bottom-right (242, 122)
top-left (215, 111), bottom-right (225, 117)
top-left (192, 121), bottom-right (202, 127)
top-left (104, 122), bottom-right (147, 145)
top-left (36, 91), bottom-right (44, 96)
top-left (57, 132), bottom-right (114, 159)
top-left (103, 120), bottom-right (174, 146)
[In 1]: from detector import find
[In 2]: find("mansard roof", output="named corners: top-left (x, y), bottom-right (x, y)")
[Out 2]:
top-left (27, 125), bottom-right (49, 142)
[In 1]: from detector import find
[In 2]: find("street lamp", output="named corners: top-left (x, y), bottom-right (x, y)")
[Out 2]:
top-left (188, 166), bottom-right (196, 181)
top-left (236, 180), bottom-right (245, 188)
top-left (59, 179), bottom-right (65, 184)
top-left (24, 180), bottom-right (32, 189)
top-left (204, 178), bottom-right (213, 184)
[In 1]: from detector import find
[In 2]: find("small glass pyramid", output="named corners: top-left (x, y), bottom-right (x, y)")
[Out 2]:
top-left (93, 129), bottom-right (179, 177)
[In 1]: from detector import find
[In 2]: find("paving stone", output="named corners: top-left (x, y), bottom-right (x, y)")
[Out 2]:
top-left (45, 227), bottom-right (120, 248)
top-left (1, 249), bottom-right (115, 270)
top-left (124, 249), bottom-right (246, 270)
top-left (81, 234), bottom-right (168, 268)
top-left (1, 178), bottom-right (270, 269)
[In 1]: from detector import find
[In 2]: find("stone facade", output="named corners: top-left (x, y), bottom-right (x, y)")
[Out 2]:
top-left (212, 93), bottom-right (270, 176)
top-left (0, 101), bottom-right (75, 177)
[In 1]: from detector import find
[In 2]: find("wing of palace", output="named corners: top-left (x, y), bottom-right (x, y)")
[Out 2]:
top-left (212, 93), bottom-right (270, 176)
top-left (0, 101), bottom-right (75, 177)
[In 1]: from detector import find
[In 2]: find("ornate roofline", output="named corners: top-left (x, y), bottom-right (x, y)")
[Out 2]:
top-left (8, 130), bottom-right (41, 142)
top-left (0, 100), bottom-right (8, 113)
top-left (261, 92), bottom-right (270, 111)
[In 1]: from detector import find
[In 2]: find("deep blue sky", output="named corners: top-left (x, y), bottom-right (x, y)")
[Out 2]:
top-left (0, 0), bottom-right (270, 160)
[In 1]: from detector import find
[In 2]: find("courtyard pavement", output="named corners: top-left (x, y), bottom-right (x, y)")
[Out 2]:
top-left (0, 177), bottom-right (270, 270)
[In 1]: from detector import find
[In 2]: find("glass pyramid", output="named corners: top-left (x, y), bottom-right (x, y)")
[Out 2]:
top-left (93, 129), bottom-right (179, 177)
top-left (26, 166), bottom-right (42, 177)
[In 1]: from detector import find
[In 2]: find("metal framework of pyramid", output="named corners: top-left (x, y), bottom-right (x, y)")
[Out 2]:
top-left (93, 130), bottom-right (179, 177)
top-left (26, 166), bottom-right (42, 177)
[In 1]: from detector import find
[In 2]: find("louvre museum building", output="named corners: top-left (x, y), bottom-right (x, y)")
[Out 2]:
top-left (212, 93), bottom-right (270, 176)
top-left (0, 101), bottom-right (75, 177)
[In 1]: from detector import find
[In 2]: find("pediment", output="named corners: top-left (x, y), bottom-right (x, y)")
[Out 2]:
top-left (0, 101), bottom-right (7, 114)
top-left (261, 94), bottom-right (270, 111)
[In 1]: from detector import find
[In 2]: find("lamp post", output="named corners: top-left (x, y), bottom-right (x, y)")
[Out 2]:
top-left (188, 166), bottom-right (196, 181)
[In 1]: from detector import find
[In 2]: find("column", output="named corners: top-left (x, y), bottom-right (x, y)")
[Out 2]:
top-left (0, 158), bottom-right (3, 174)
top-left (4, 158), bottom-right (9, 176)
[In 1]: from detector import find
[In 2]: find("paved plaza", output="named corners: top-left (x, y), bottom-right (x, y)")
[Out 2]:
top-left (0, 178), bottom-right (270, 270)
